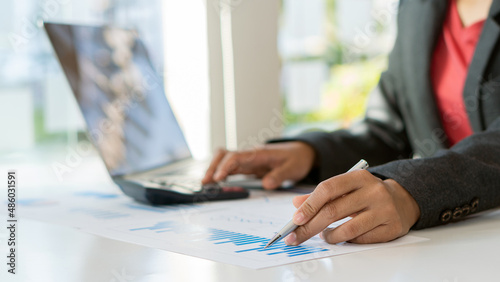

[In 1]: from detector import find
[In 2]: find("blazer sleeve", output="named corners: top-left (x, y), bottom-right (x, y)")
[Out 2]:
top-left (369, 117), bottom-right (500, 229)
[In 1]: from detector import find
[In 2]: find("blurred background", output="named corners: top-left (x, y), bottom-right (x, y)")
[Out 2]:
top-left (280, 0), bottom-right (397, 135)
top-left (0, 0), bottom-right (398, 187)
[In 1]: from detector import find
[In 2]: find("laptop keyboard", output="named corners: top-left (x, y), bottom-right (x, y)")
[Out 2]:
top-left (145, 176), bottom-right (206, 192)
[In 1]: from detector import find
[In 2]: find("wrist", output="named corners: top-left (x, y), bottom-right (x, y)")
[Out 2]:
top-left (384, 179), bottom-right (421, 229)
top-left (295, 141), bottom-right (319, 167)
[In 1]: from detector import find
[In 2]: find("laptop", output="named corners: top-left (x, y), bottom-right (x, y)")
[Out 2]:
top-left (44, 22), bottom-right (249, 204)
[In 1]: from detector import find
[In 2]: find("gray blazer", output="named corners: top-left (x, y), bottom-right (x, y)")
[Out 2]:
top-left (283, 0), bottom-right (500, 229)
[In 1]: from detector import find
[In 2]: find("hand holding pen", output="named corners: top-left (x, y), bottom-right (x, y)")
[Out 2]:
top-left (266, 159), bottom-right (421, 247)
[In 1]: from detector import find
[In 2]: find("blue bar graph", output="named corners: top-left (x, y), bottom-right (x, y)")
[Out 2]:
top-left (129, 221), bottom-right (329, 257)
top-left (16, 198), bottom-right (57, 207)
top-left (74, 191), bottom-right (120, 199)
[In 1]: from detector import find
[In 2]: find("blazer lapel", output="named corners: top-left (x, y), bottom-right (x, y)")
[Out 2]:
top-left (404, 0), bottom-right (447, 143)
top-left (463, 0), bottom-right (500, 131)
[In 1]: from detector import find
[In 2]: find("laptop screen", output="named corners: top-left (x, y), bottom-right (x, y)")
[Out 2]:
top-left (45, 23), bottom-right (191, 177)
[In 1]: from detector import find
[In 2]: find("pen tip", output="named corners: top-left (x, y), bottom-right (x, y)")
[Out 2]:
top-left (264, 234), bottom-right (281, 249)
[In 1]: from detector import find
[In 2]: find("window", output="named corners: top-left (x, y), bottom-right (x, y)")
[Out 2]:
top-left (0, 0), bottom-right (210, 159)
top-left (279, 0), bottom-right (399, 136)
top-left (0, 0), bottom-right (398, 172)
top-left (0, 0), bottom-right (212, 188)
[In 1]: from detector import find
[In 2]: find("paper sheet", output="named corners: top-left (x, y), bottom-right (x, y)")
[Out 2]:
top-left (10, 189), bottom-right (428, 269)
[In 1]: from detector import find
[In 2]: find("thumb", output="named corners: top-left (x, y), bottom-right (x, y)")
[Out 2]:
top-left (261, 162), bottom-right (295, 190)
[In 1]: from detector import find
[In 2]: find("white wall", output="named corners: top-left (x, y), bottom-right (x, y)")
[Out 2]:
top-left (0, 88), bottom-right (34, 151)
top-left (163, 0), bottom-right (210, 159)
top-left (207, 0), bottom-right (282, 152)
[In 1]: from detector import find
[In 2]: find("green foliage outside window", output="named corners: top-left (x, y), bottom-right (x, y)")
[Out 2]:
top-left (283, 57), bottom-right (387, 127)
top-left (283, 0), bottom-right (392, 129)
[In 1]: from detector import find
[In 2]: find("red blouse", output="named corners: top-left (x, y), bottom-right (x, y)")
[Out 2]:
top-left (431, 0), bottom-right (486, 146)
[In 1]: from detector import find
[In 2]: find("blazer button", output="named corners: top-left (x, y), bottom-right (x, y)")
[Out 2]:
top-left (441, 210), bottom-right (452, 222)
top-left (471, 198), bottom-right (479, 213)
top-left (461, 204), bottom-right (471, 217)
top-left (452, 207), bottom-right (462, 220)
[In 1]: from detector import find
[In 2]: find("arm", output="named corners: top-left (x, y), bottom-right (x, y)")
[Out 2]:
top-left (369, 117), bottom-right (500, 229)
top-left (286, 118), bottom-right (500, 246)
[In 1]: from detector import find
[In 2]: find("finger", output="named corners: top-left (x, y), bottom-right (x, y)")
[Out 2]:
top-left (292, 194), bottom-right (310, 208)
top-left (320, 211), bottom-right (382, 244)
top-left (261, 161), bottom-right (296, 190)
top-left (252, 167), bottom-right (272, 178)
top-left (212, 148), bottom-right (270, 182)
top-left (231, 166), bottom-right (270, 177)
top-left (202, 148), bottom-right (227, 184)
top-left (287, 189), bottom-right (370, 245)
top-left (212, 152), bottom-right (242, 181)
top-left (293, 170), bottom-right (376, 225)
top-left (348, 224), bottom-right (402, 244)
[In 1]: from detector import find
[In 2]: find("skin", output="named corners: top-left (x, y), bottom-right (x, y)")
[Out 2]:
top-left (202, 0), bottom-right (492, 246)
top-left (285, 171), bottom-right (420, 246)
top-left (202, 142), bottom-right (316, 190)
top-left (457, 0), bottom-right (492, 27)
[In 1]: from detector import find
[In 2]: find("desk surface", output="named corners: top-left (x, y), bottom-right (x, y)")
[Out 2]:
top-left (1, 154), bottom-right (499, 282)
top-left (2, 195), bottom-right (500, 282)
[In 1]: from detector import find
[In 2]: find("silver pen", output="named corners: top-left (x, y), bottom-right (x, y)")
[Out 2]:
top-left (264, 159), bottom-right (369, 249)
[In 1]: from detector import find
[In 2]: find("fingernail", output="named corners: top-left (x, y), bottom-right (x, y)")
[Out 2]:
top-left (285, 232), bottom-right (297, 246)
top-left (293, 212), bottom-right (305, 225)
top-left (319, 232), bottom-right (324, 240)
top-left (264, 177), bottom-right (276, 188)
top-left (214, 172), bottom-right (222, 180)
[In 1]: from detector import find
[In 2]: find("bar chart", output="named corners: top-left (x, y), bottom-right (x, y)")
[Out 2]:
top-left (74, 191), bottom-right (120, 199)
top-left (210, 228), bottom-right (328, 257)
top-left (14, 189), bottom-right (428, 269)
top-left (129, 220), bottom-right (329, 258)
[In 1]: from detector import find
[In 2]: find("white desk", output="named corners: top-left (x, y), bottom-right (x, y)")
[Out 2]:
top-left (2, 192), bottom-right (500, 282)
top-left (1, 153), bottom-right (499, 282)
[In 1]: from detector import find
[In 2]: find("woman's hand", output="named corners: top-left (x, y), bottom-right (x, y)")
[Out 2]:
top-left (202, 142), bottom-right (316, 190)
top-left (285, 170), bottom-right (420, 245)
